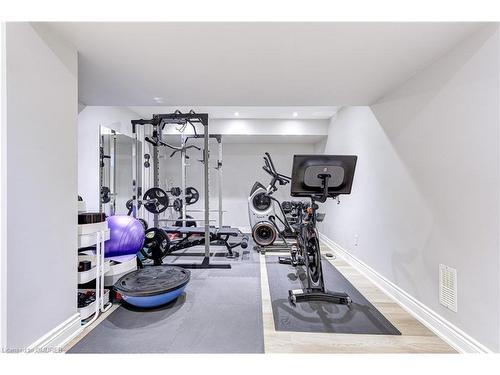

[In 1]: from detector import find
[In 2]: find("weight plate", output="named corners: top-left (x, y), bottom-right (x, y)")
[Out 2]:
top-left (141, 228), bottom-right (171, 262)
top-left (143, 187), bottom-right (170, 214)
top-left (125, 199), bottom-right (143, 211)
top-left (101, 186), bottom-right (111, 204)
top-left (185, 187), bottom-right (199, 205)
top-left (170, 187), bottom-right (181, 197)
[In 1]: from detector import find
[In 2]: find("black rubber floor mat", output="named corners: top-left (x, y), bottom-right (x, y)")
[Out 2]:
top-left (68, 243), bottom-right (264, 353)
top-left (266, 255), bottom-right (401, 335)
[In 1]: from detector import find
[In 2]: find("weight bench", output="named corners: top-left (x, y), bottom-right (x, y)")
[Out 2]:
top-left (162, 226), bottom-right (249, 258)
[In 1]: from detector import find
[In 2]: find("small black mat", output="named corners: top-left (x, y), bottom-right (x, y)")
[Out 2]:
top-left (266, 255), bottom-right (401, 335)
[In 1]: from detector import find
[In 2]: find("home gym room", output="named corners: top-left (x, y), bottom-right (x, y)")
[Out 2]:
top-left (1, 17), bottom-right (500, 361)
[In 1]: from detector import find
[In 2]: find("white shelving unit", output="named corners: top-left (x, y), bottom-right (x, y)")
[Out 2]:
top-left (78, 200), bottom-right (87, 213)
top-left (77, 253), bottom-right (111, 284)
top-left (77, 215), bottom-right (139, 327)
top-left (77, 221), bottom-right (112, 327)
top-left (78, 222), bottom-right (111, 248)
top-left (78, 289), bottom-right (110, 320)
top-left (104, 256), bottom-right (137, 286)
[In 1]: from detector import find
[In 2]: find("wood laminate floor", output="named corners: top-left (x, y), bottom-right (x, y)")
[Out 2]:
top-left (261, 246), bottom-right (456, 353)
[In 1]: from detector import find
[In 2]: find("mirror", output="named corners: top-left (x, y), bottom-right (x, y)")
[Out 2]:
top-left (99, 126), bottom-right (142, 216)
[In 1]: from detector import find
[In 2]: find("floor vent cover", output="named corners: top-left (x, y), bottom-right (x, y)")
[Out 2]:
top-left (439, 264), bottom-right (458, 312)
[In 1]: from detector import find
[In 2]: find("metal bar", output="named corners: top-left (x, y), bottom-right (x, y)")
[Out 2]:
top-left (204, 119), bottom-right (210, 258)
top-left (109, 132), bottom-right (116, 216)
top-left (152, 132), bottom-right (159, 228)
top-left (99, 132), bottom-right (103, 213)
top-left (218, 137), bottom-right (223, 228)
top-left (99, 230), bottom-right (112, 312)
top-left (184, 134), bottom-right (221, 140)
top-left (157, 218), bottom-right (217, 222)
top-left (139, 126), bottom-right (150, 223)
top-left (185, 209), bottom-right (227, 212)
top-left (181, 133), bottom-right (186, 224)
top-left (131, 128), bottom-right (138, 218)
top-left (136, 136), bottom-right (143, 221)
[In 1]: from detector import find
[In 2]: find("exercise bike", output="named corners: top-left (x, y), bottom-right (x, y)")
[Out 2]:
top-left (248, 153), bottom-right (303, 252)
top-left (275, 154), bottom-right (358, 306)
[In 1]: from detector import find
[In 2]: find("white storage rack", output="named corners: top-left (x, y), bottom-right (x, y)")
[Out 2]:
top-left (77, 220), bottom-right (112, 325)
top-left (77, 202), bottom-right (138, 326)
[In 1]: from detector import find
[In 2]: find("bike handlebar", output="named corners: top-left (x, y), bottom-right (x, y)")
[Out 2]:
top-left (262, 153), bottom-right (291, 187)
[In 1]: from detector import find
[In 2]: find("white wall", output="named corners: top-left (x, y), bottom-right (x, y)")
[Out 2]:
top-left (161, 142), bottom-right (315, 230)
top-left (318, 25), bottom-right (500, 351)
top-left (223, 143), bottom-right (315, 229)
top-left (1, 22), bottom-right (7, 349)
top-left (3, 23), bottom-right (78, 348)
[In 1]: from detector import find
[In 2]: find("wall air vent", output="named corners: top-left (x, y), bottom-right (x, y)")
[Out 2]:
top-left (439, 264), bottom-right (458, 312)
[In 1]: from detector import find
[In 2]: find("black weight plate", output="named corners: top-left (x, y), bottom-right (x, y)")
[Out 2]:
top-left (142, 228), bottom-right (171, 261)
top-left (143, 187), bottom-right (169, 214)
top-left (101, 186), bottom-right (111, 204)
top-left (170, 187), bottom-right (181, 197)
top-left (115, 266), bottom-right (190, 297)
top-left (125, 199), bottom-right (143, 211)
top-left (185, 187), bottom-right (199, 205)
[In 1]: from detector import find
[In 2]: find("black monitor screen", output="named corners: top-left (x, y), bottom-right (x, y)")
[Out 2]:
top-left (290, 155), bottom-right (357, 197)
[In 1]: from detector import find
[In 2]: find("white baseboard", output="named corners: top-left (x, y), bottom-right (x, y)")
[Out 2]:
top-left (27, 313), bottom-right (82, 353)
top-left (319, 233), bottom-right (493, 354)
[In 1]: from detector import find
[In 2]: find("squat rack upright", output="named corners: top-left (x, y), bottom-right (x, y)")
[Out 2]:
top-left (177, 133), bottom-right (223, 228)
top-left (131, 111), bottom-right (229, 269)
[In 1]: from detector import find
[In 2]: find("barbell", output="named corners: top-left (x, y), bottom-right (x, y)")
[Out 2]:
top-left (125, 186), bottom-right (200, 214)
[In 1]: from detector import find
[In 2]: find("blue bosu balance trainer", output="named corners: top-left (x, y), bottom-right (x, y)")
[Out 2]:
top-left (114, 266), bottom-right (190, 308)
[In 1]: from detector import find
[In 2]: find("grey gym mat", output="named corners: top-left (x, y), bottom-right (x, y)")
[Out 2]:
top-left (68, 243), bottom-right (264, 353)
top-left (266, 255), bottom-right (401, 335)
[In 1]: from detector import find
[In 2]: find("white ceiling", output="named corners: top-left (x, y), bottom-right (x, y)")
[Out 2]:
top-left (128, 106), bottom-right (337, 119)
top-left (45, 22), bottom-right (484, 106)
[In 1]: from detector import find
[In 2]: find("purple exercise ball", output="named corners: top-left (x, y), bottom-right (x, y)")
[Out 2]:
top-left (105, 215), bottom-right (145, 258)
